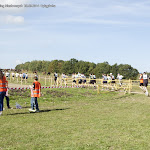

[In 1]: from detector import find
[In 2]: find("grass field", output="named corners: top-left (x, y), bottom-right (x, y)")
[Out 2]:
top-left (1, 87), bottom-right (150, 150)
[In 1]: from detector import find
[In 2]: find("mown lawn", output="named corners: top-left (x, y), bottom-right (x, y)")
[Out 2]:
top-left (1, 87), bottom-right (150, 150)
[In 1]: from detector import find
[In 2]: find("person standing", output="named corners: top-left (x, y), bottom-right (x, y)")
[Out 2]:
top-left (29, 76), bottom-right (41, 112)
top-left (0, 69), bottom-right (7, 116)
top-left (3, 80), bottom-right (11, 109)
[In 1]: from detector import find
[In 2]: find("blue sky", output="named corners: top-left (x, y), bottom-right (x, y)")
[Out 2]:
top-left (1, 0), bottom-right (150, 72)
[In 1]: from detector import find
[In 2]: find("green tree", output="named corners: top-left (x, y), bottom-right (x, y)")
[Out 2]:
top-left (94, 62), bottom-right (111, 78)
top-left (110, 63), bottom-right (118, 78)
top-left (118, 64), bottom-right (139, 79)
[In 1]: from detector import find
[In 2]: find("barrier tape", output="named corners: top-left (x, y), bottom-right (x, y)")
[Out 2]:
top-left (8, 85), bottom-right (95, 90)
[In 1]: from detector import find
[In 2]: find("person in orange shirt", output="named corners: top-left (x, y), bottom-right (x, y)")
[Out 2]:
top-left (0, 69), bottom-right (7, 116)
top-left (29, 76), bottom-right (41, 112)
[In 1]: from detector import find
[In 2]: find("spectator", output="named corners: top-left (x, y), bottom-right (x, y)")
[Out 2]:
top-left (0, 69), bottom-right (7, 116)
top-left (29, 76), bottom-right (41, 112)
top-left (5, 88), bottom-right (11, 109)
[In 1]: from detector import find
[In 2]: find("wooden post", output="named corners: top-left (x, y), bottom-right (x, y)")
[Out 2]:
top-left (61, 78), bottom-right (62, 86)
top-left (21, 76), bottom-right (22, 85)
top-left (77, 79), bottom-right (78, 85)
top-left (45, 77), bottom-right (46, 86)
top-left (97, 85), bottom-right (100, 94)
top-left (130, 80), bottom-right (132, 90)
top-left (49, 76), bottom-right (50, 82)
top-left (65, 78), bottom-right (68, 86)
top-left (51, 77), bottom-right (52, 86)
top-left (10, 74), bottom-right (11, 82)
top-left (116, 81), bottom-right (118, 91)
top-left (25, 76), bottom-right (26, 84)
top-left (57, 77), bottom-right (59, 86)
top-left (17, 77), bottom-right (18, 83)
top-left (129, 79), bottom-right (131, 94)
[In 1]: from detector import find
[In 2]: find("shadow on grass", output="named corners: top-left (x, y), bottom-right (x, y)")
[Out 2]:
top-left (100, 93), bottom-right (134, 101)
top-left (6, 108), bottom-right (70, 116)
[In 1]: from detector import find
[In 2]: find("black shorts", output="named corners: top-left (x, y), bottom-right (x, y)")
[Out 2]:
top-left (140, 83), bottom-right (143, 86)
top-left (103, 81), bottom-right (107, 84)
top-left (143, 79), bottom-right (148, 87)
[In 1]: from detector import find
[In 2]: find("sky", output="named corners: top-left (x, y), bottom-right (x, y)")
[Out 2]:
top-left (1, 0), bottom-right (150, 72)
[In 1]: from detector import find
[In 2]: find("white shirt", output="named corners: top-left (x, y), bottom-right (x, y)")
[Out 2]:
top-left (16, 73), bottom-right (19, 77)
top-left (107, 76), bottom-right (112, 80)
top-left (12, 73), bottom-right (15, 76)
top-left (54, 73), bottom-right (58, 77)
top-left (93, 75), bottom-right (96, 79)
top-left (143, 74), bottom-right (148, 80)
top-left (6, 72), bottom-right (10, 77)
top-left (117, 75), bottom-right (123, 80)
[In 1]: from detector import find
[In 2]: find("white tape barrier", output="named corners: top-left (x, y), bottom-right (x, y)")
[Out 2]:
top-left (8, 85), bottom-right (95, 90)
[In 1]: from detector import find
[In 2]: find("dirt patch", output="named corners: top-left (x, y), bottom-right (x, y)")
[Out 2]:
top-left (9, 89), bottom-right (30, 98)
top-left (46, 90), bottom-right (73, 97)
top-left (8, 83), bottom-right (30, 88)
top-left (82, 92), bottom-right (93, 96)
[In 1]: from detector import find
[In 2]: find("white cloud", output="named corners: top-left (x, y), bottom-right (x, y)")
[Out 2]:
top-left (56, 0), bottom-right (150, 18)
top-left (6, 15), bottom-right (24, 24)
top-left (0, 15), bottom-right (24, 24)
top-left (0, 27), bottom-right (28, 32)
top-left (16, 59), bottom-right (22, 65)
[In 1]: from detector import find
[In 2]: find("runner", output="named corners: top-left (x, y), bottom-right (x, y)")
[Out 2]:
top-left (142, 72), bottom-right (149, 96)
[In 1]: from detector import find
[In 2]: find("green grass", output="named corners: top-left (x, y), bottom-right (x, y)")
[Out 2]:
top-left (1, 88), bottom-right (150, 149)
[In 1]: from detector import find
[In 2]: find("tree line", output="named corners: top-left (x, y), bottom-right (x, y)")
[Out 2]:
top-left (15, 58), bottom-right (139, 79)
